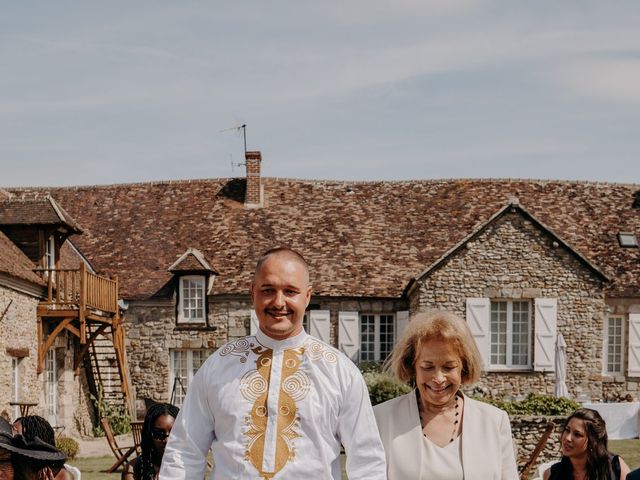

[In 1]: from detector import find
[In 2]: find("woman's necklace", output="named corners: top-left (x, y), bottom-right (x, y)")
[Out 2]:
top-left (418, 392), bottom-right (461, 443)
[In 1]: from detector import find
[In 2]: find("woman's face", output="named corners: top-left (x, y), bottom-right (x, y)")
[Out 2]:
top-left (414, 338), bottom-right (463, 408)
top-left (151, 414), bottom-right (175, 457)
top-left (561, 418), bottom-right (589, 459)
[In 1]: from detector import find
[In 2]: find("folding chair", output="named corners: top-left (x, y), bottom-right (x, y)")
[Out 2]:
top-left (100, 418), bottom-right (137, 473)
top-left (519, 422), bottom-right (556, 480)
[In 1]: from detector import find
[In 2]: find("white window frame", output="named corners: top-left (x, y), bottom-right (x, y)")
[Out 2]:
top-left (12, 357), bottom-right (20, 419)
top-left (178, 275), bottom-right (206, 323)
top-left (44, 348), bottom-right (58, 422)
top-left (604, 316), bottom-right (625, 375)
top-left (490, 300), bottom-right (532, 370)
top-left (169, 349), bottom-right (211, 407)
top-left (359, 313), bottom-right (395, 363)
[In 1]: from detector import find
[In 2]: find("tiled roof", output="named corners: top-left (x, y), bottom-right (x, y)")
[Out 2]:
top-left (0, 230), bottom-right (45, 286)
top-left (11, 178), bottom-right (640, 300)
top-left (0, 194), bottom-right (82, 233)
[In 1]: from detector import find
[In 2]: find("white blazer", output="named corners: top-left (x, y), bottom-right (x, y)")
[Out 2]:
top-left (373, 391), bottom-right (518, 480)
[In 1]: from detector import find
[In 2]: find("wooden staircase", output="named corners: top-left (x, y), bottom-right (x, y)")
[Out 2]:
top-left (36, 263), bottom-right (134, 415)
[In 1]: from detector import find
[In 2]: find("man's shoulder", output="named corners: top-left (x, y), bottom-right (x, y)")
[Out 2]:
top-left (303, 336), bottom-right (357, 370)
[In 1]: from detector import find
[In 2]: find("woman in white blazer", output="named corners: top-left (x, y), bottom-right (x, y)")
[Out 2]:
top-left (373, 310), bottom-right (518, 480)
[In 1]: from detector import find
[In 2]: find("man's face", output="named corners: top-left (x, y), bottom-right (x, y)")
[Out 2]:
top-left (251, 254), bottom-right (312, 340)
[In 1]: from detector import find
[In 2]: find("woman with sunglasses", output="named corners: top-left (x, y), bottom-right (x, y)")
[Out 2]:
top-left (122, 403), bottom-right (179, 480)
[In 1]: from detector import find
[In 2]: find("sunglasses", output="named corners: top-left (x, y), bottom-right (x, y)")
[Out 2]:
top-left (150, 429), bottom-right (170, 441)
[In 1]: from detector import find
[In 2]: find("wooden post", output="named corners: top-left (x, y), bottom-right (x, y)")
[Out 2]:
top-left (37, 316), bottom-right (44, 374)
top-left (79, 263), bottom-right (87, 344)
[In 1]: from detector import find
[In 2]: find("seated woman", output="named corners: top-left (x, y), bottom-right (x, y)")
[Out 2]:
top-left (122, 403), bottom-right (179, 480)
top-left (543, 408), bottom-right (630, 480)
top-left (12, 416), bottom-right (73, 480)
top-left (373, 310), bottom-right (518, 480)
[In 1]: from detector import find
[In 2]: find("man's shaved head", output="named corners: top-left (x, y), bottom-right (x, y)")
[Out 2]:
top-left (254, 247), bottom-right (310, 283)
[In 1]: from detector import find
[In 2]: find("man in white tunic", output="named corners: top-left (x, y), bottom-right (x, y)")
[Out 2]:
top-left (159, 247), bottom-right (386, 479)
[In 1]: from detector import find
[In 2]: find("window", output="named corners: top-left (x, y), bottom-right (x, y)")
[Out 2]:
top-left (178, 276), bottom-right (206, 323)
top-left (618, 233), bottom-right (639, 248)
top-left (605, 316), bottom-right (624, 374)
top-left (360, 314), bottom-right (395, 362)
top-left (11, 358), bottom-right (20, 419)
top-left (44, 349), bottom-right (58, 422)
top-left (169, 349), bottom-right (211, 406)
top-left (490, 300), bottom-right (531, 369)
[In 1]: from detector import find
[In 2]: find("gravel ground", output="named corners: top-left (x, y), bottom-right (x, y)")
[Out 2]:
top-left (76, 432), bottom-right (134, 458)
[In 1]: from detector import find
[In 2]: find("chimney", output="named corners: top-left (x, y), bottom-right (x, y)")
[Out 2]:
top-left (244, 151), bottom-right (263, 208)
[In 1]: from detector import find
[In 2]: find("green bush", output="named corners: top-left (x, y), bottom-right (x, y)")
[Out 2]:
top-left (363, 371), bottom-right (412, 406)
top-left (56, 436), bottom-right (79, 460)
top-left (358, 361), bottom-right (384, 374)
top-left (478, 392), bottom-right (580, 416)
top-left (90, 384), bottom-right (132, 437)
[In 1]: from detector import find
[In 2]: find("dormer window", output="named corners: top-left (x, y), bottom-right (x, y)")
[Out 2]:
top-left (168, 247), bottom-right (218, 326)
top-left (178, 276), bottom-right (206, 323)
top-left (618, 233), bottom-right (639, 248)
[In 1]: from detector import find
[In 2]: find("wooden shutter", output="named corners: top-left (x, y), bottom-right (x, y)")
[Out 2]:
top-left (466, 298), bottom-right (491, 370)
top-left (534, 298), bottom-right (557, 372)
top-left (309, 310), bottom-right (331, 343)
top-left (338, 311), bottom-right (360, 362)
top-left (628, 314), bottom-right (640, 377)
top-left (396, 311), bottom-right (409, 343)
top-left (250, 310), bottom-right (259, 336)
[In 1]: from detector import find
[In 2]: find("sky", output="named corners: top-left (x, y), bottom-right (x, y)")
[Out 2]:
top-left (1, 1), bottom-right (640, 187)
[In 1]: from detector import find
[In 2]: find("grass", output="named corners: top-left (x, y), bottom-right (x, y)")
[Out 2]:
top-left (71, 442), bottom-right (640, 479)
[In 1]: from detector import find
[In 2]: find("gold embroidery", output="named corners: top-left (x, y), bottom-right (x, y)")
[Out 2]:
top-left (305, 337), bottom-right (338, 363)
top-left (240, 346), bottom-right (310, 479)
top-left (219, 337), bottom-right (255, 363)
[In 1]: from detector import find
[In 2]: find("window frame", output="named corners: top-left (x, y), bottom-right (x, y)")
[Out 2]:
top-left (177, 275), bottom-right (207, 324)
top-left (359, 313), bottom-right (396, 363)
top-left (44, 348), bottom-right (58, 422)
top-left (604, 315), bottom-right (625, 375)
top-left (168, 349), bottom-right (211, 407)
top-left (489, 300), bottom-right (532, 371)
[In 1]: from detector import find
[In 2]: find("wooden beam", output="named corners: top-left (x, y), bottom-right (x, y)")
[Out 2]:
top-left (37, 307), bottom-right (80, 318)
top-left (39, 318), bottom-right (73, 374)
top-left (63, 323), bottom-right (81, 338)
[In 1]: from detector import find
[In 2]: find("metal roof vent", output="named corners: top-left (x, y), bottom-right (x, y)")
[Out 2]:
top-left (618, 232), bottom-right (639, 248)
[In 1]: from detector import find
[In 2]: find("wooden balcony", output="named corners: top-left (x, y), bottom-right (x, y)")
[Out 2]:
top-left (35, 263), bottom-right (133, 415)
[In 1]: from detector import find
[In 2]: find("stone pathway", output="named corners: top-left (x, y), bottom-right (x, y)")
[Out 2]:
top-left (76, 432), bottom-right (134, 458)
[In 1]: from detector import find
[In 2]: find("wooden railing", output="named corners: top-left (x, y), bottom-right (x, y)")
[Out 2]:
top-left (37, 263), bottom-right (118, 314)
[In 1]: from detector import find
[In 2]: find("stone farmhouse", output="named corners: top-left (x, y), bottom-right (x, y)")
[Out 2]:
top-left (2, 152), bottom-right (640, 428)
top-left (0, 193), bottom-right (130, 434)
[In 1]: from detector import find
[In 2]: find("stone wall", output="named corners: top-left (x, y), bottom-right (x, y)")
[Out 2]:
top-left (0, 285), bottom-right (40, 421)
top-left (411, 212), bottom-right (607, 400)
top-left (511, 415), bottom-right (564, 476)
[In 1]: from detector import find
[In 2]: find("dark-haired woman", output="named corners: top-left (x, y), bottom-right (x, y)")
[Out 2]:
top-left (12, 416), bottom-right (72, 480)
top-left (122, 403), bottom-right (179, 480)
top-left (543, 408), bottom-right (630, 480)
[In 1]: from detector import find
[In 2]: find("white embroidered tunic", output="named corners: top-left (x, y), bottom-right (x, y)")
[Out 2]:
top-left (159, 329), bottom-right (386, 480)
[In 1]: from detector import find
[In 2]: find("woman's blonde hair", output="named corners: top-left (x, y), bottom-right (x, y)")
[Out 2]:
top-left (385, 310), bottom-right (483, 385)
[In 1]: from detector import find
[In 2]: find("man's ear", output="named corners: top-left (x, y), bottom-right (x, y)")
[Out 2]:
top-left (305, 285), bottom-right (312, 307)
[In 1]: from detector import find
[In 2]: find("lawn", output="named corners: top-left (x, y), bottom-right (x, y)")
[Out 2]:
top-left (72, 442), bottom-right (640, 480)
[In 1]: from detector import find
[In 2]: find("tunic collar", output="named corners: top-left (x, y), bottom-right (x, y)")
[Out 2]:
top-left (255, 328), bottom-right (308, 351)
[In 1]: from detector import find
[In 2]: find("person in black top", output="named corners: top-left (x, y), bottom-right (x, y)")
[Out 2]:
top-left (544, 408), bottom-right (630, 480)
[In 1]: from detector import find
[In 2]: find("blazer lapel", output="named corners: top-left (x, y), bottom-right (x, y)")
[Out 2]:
top-left (390, 391), bottom-right (425, 478)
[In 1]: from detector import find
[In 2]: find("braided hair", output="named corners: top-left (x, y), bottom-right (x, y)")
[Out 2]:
top-left (15, 416), bottom-right (56, 446)
top-left (134, 403), bottom-right (179, 480)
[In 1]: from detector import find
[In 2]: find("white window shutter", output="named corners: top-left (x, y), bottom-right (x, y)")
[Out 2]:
top-left (309, 310), bottom-right (331, 344)
top-left (250, 310), bottom-right (259, 336)
top-left (534, 298), bottom-right (557, 372)
top-left (466, 298), bottom-right (491, 370)
top-left (627, 314), bottom-right (640, 377)
top-left (338, 311), bottom-right (360, 362)
top-left (396, 311), bottom-right (409, 342)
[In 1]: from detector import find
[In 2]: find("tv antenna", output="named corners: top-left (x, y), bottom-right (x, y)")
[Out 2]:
top-left (220, 123), bottom-right (247, 154)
